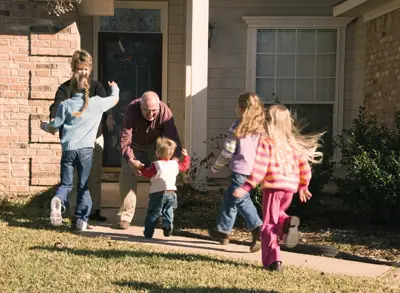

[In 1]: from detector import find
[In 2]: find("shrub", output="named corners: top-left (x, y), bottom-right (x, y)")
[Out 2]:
top-left (336, 107), bottom-right (400, 225)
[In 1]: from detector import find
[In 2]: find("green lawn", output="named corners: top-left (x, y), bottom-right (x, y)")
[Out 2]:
top-left (0, 200), bottom-right (399, 293)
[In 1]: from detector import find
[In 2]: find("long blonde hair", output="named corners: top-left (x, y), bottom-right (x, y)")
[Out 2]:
top-left (265, 104), bottom-right (323, 164)
top-left (71, 73), bottom-right (90, 117)
top-left (234, 92), bottom-right (266, 138)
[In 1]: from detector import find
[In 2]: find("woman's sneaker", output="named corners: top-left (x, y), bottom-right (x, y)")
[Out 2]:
top-left (75, 220), bottom-right (88, 231)
top-left (283, 216), bottom-right (300, 248)
top-left (50, 197), bottom-right (63, 227)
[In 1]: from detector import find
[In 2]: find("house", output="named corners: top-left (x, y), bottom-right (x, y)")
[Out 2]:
top-left (0, 0), bottom-right (397, 198)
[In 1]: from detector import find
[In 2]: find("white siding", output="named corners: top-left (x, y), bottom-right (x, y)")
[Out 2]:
top-left (343, 17), bottom-right (366, 129)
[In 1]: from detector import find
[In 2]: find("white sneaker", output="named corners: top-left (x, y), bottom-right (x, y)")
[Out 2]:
top-left (75, 221), bottom-right (88, 231)
top-left (50, 197), bottom-right (62, 227)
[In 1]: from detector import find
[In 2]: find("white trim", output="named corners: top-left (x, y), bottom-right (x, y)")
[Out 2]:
top-left (92, 1), bottom-right (168, 102)
top-left (185, 0), bottom-right (209, 190)
top-left (333, 0), bottom-right (369, 17)
top-left (242, 16), bottom-right (354, 28)
top-left (244, 17), bottom-right (350, 161)
top-left (363, 0), bottom-right (400, 22)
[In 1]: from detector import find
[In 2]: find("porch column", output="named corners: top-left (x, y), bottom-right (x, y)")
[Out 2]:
top-left (185, 0), bottom-right (209, 190)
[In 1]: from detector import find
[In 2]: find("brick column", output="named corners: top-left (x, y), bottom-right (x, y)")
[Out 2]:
top-left (0, 1), bottom-right (80, 197)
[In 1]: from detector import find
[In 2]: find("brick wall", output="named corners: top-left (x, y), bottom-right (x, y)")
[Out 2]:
top-left (365, 10), bottom-right (400, 127)
top-left (0, 1), bottom-right (80, 197)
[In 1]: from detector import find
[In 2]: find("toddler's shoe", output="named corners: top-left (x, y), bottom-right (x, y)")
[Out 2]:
top-left (163, 226), bottom-right (172, 237)
top-left (283, 216), bottom-right (300, 248)
top-left (50, 196), bottom-right (63, 227)
top-left (250, 226), bottom-right (261, 252)
top-left (208, 229), bottom-right (230, 245)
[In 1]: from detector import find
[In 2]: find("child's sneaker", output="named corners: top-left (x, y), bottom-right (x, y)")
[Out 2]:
top-left (208, 229), bottom-right (230, 245)
top-left (163, 226), bottom-right (172, 237)
top-left (75, 220), bottom-right (88, 231)
top-left (250, 226), bottom-right (261, 252)
top-left (266, 261), bottom-right (283, 272)
top-left (283, 216), bottom-right (300, 248)
top-left (50, 196), bottom-right (63, 227)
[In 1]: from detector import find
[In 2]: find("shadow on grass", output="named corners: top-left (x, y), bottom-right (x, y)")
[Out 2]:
top-left (73, 229), bottom-right (250, 254)
top-left (30, 245), bottom-right (257, 268)
top-left (0, 186), bottom-right (66, 231)
top-left (114, 281), bottom-right (279, 293)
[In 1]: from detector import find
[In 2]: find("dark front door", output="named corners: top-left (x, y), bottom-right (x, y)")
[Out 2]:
top-left (98, 32), bottom-right (162, 167)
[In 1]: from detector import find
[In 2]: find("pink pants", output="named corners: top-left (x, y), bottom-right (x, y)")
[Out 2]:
top-left (261, 190), bottom-right (293, 268)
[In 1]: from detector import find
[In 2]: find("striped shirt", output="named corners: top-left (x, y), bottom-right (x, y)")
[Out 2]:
top-left (241, 137), bottom-right (312, 193)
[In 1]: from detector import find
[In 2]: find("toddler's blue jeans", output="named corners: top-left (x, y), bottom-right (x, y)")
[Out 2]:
top-left (144, 191), bottom-right (178, 238)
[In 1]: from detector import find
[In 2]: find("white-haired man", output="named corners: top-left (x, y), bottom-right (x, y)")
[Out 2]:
top-left (119, 91), bottom-right (182, 229)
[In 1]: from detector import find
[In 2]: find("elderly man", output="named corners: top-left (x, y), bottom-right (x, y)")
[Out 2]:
top-left (119, 91), bottom-right (182, 229)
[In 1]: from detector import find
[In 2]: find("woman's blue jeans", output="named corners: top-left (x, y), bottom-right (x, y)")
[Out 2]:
top-left (216, 172), bottom-right (262, 234)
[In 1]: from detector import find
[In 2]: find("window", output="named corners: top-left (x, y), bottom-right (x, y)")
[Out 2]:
top-left (243, 16), bottom-right (353, 154)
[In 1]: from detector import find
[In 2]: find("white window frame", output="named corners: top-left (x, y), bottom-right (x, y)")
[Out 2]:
top-left (93, 1), bottom-right (168, 102)
top-left (242, 16), bottom-right (354, 138)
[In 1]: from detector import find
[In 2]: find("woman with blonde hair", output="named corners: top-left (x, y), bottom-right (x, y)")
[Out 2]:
top-left (209, 92), bottom-right (266, 252)
top-left (234, 104), bottom-right (323, 271)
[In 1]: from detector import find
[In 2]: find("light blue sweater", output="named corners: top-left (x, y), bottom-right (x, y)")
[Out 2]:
top-left (46, 85), bottom-right (119, 151)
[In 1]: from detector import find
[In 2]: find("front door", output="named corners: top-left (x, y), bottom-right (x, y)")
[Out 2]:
top-left (98, 32), bottom-right (162, 167)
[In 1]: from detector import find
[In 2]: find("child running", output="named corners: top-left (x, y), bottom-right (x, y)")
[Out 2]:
top-left (41, 73), bottom-right (119, 230)
top-left (139, 137), bottom-right (190, 239)
top-left (233, 104), bottom-right (323, 271)
top-left (209, 92), bottom-right (265, 252)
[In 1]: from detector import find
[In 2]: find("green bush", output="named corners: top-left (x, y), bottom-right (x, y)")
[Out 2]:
top-left (336, 107), bottom-right (400, 225)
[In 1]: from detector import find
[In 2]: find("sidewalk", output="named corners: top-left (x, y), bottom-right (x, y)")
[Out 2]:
top-left (83, 208), bottom-right (394, 278)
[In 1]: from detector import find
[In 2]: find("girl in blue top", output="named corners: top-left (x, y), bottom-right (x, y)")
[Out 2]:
top-left (41, 73), bottom-right (119, 230)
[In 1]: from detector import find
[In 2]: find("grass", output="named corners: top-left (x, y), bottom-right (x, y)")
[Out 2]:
top-left (0, 197), bottom-right (400, 292)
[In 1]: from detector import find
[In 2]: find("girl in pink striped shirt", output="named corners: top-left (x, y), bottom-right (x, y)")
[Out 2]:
top-left (234, 104), bottom-right (323, 272)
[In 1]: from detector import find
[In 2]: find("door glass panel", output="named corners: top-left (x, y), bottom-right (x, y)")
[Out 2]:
top-left (100, 8), bottom-right (161, 32)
